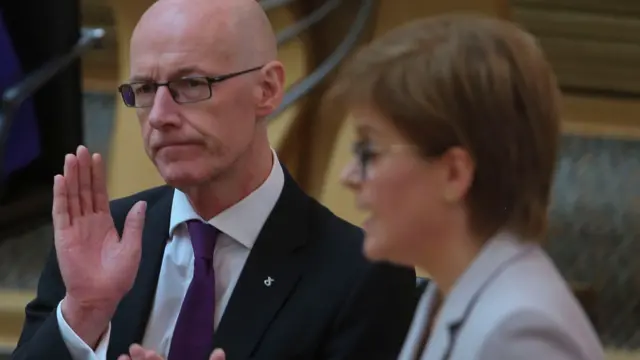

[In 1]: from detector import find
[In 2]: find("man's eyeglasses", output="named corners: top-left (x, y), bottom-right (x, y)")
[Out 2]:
top-left (117, 66), bottom-right (263, 108)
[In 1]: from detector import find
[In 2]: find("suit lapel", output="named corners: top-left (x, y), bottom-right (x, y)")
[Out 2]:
top-left (213, 173), bottom-right (310, 359)
top-left (107, 188), bottom-right (173, 359)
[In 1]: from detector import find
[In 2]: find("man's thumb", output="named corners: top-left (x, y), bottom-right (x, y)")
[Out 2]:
top-left (209, 349), bottom-right (225, 360)
top-left (122, 201), bottom-right (146, 248)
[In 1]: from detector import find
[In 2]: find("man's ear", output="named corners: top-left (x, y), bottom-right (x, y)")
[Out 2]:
top-left (255, 60), bottom-right (286, 118)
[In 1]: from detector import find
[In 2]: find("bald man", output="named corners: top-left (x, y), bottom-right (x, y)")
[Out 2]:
top-left (11, 0), bottom-right (417, 359)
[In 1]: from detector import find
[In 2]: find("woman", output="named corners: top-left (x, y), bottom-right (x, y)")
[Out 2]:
top-left (330, 14), bottom-right (605, 360)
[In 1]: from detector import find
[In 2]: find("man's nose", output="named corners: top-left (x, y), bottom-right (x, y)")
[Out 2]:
top-left (340, 158), bottom-right (362, 191)
top-left (147, 87), bottom-right (181, 128)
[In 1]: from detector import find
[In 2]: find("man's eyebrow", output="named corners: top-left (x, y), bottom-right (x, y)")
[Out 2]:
top-left (128, 66), bottom-right (210, 82)
top-left (128, 75), bottom-right (152, 82)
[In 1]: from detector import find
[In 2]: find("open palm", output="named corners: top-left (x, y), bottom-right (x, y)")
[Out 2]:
top-left (53, 146), bottom-right (146, 307)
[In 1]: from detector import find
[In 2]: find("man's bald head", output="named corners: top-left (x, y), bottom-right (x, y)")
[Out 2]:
top-left (125, 0), bottom-right (286, 198)
top-left (131, 0), bottom-right (277, 66)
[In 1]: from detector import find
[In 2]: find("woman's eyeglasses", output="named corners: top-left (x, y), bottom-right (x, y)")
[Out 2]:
top-left (351, 140), bottom-right (417, 180)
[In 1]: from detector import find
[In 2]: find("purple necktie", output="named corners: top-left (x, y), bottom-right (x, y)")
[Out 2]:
top-left (168, 220), bottom-right (219, 360)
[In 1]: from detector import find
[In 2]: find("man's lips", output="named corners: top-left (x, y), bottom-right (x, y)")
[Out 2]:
top-left (153, 142), bottom-right (200, 151)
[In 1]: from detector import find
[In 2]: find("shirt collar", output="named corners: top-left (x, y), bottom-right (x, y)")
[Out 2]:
top-left (168, 149), bottom-right (285, 249)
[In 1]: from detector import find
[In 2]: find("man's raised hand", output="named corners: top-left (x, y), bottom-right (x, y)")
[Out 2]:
top-left (53, 145), bottom-right (147, 347)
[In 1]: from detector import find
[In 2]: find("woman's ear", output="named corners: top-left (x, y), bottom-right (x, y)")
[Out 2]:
top-left (439, 146), bottom-right (475, 204)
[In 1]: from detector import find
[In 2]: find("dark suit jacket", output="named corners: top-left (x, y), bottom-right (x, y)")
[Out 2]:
top-left (12, 171), bottom-right (418, 360)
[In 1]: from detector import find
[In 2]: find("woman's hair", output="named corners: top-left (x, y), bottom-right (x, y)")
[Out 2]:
top-left (329, 14), bottom-right (561, 240)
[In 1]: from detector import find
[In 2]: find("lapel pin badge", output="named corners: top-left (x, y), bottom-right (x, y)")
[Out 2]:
top-left (264, 276), bottom-right (275, 287)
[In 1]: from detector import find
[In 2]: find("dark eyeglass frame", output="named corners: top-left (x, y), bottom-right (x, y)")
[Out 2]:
top-left (352, 140), bottom-right (376, 180)
top-left (117, 65), bottom-right (264, 108)
top-left (352, 140), bottom-right (418, 180)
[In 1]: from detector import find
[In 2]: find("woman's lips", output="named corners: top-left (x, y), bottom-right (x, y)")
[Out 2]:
top-left (362, 217), bottom-right (372, 232)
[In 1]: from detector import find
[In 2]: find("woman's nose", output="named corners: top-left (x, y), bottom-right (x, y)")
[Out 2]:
top-left (340, 158), bottom-right (362, 191)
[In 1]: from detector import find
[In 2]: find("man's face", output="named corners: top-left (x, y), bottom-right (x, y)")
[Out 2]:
top-left (129, 11), bottom-right (262, 189)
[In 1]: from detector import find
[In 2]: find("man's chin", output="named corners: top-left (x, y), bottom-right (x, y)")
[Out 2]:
top-left (163, 176), bottom-right (198, 189)
top-left (158, 167), bottom-right (209, 189)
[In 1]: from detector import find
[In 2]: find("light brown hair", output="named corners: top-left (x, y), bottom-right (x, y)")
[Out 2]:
top-left (329, 14), bottom-right (561, 240)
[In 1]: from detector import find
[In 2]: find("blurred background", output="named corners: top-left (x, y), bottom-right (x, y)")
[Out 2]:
top-left (1, 0), bottom-right (640, 358)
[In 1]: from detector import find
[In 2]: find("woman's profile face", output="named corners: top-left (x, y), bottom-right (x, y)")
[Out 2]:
top-left (340, 107), bottom-right (457, 267)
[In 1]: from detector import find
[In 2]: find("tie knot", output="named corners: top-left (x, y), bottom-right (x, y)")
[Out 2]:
top-left (186, 220), bottom-right (219, 260)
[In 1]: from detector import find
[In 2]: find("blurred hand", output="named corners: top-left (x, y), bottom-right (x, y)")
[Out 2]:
top-left (117, 344), bottom-right (226, 360)
top-left (209, 348), bottom-right (226, 360)
top-left (54, 145), bottom-right (147, 346)
top-left (117, 344), bottom-right (162, 360)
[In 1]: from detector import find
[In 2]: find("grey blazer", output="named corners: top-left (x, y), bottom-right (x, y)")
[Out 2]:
top-left (398, 232), bottom-right (605, 360)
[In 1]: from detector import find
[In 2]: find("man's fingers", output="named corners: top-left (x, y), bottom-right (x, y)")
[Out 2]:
top-left (209, 348), bottom-right (226, 360)
top-left (77, 145), bottom-right (94, 214)
top-left (91, 153), bottom-right (110, 213)
top-left (52, 175), bottom-right (70, 230)
top-left (63, 154), bottom-right (81, 220)
top-left (128, 343), bottom-right (162, 360)
top-left (121, 201), bottom-right (147, 252)
top-left (146, 351), bottom-right (163, 360)
top-left (128, 344), bottom-right (146, 359)
top-left (117, 355), bottom-right (131, 360)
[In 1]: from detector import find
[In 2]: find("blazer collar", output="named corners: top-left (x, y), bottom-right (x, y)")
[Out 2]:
top-left (437, 231), bottom-right (536, 327)
top-left (418, 231), bottom-right (536, 360)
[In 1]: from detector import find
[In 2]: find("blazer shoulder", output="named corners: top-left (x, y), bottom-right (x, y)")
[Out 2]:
top-left (306, 197), bottom-right (415, 280)
top-left (477, 309), bottom-right (604, 360)
top-left (109, 185), bottom-right (172, 218)
top-left (306, 195), bottom-right (364, 246)
top-left (464, 249), bottom-right (603, 360)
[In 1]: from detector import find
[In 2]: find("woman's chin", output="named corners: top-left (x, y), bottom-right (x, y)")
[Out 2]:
top-left (362, 228), bottom-right (414, 267)
top-left (362, 232), bottom-right (388, 262)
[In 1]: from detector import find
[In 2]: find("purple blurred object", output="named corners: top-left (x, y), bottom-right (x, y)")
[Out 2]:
top-left (0, 10), bottom-right (41, 177)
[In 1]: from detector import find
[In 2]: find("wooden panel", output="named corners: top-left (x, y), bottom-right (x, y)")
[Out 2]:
top-left (82, 0), bottom-right (115, 25)
top-left (512, 0), bottom-right (640, 96)
top-left (81, 0), bottom-right (118, 90)
top-left (0, 290), bottom-right (33, 352)
top-left (514, 8), bottom-right (640, 42)
top-left (538, 37), bottom-right (640, 94)
top-left (561, 95), bottom-right (640, 139)
top-left (513, 0), bottom-right (640, 16)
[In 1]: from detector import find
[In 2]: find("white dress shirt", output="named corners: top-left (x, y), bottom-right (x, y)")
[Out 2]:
top-left (56, 150), bottom-right (285, 360)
